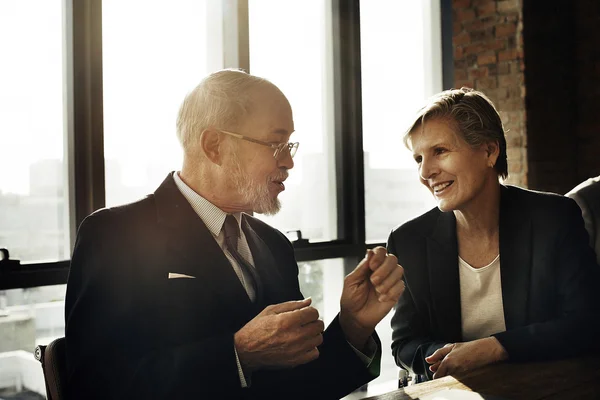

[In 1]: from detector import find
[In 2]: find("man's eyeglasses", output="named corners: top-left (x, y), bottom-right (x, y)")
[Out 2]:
top-left (218, 129), bottom-right (299, 160)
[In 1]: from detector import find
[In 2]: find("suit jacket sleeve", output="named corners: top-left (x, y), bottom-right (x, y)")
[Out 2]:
top-left (388, 234), bottom-right (447, 379)
top-left (66, 213), bottom-right (378, 399)
top-left (492, 198), bottom-right (600, 361)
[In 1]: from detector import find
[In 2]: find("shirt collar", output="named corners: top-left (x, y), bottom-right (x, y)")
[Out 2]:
top-left (172, 171), bottom-right (243, 237)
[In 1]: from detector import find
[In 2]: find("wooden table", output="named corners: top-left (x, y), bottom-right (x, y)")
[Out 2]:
top-left (363, 356), bottom-right (600, 400)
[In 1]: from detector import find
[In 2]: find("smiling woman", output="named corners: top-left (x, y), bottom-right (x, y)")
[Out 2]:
top-left (388, 88), bottom-right (600, 382)
top-left (408, 118), bottom-right (499, 213)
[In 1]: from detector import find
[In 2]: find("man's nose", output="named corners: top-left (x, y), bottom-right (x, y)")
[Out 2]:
top-left (277, 149), bottom-right (294, 170)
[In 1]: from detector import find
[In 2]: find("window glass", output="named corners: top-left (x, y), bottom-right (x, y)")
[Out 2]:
top-left (357, 1), bottom-right (443, 395)
top-left (103, 0), bottom-right (218, 207)
top-left (0, 0), bottom-right (69, 263)
top-left (297, 258), bottom-right (344, 326)
top-left (249, 0), bottom-right (337, 242)
top-left (0, 285), bottom-right (66, 398)
top-left (361, 0), bottom-right (441, 243)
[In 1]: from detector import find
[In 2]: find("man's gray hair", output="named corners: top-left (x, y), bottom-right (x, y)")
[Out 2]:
top-left (404, 87), bottom-right (508, 179)
top-left (176, 69), bottom-right (272, 154)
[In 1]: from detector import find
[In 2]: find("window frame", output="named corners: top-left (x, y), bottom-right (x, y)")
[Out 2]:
top-left (0, 0), bottom-right (453, 290)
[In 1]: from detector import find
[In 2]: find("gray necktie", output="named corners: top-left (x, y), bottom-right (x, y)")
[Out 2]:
top-left (223, 215), bottom-right (263, 303)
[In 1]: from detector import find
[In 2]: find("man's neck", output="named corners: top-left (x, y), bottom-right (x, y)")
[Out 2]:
top-left (178, 170), bottom-right (251, 214)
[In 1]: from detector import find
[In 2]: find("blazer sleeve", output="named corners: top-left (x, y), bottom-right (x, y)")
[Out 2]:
top-left (492, 198), bottom-right (600, 361)
top-left (388, 233), bottom-right (447, 379)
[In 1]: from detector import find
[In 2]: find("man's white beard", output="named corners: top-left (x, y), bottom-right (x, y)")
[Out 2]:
top-left (229, 156), bottom-right (282, 216)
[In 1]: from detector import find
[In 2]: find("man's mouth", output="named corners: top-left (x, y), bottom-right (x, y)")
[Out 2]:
top-left (271, 179), bottom-right (286, 191)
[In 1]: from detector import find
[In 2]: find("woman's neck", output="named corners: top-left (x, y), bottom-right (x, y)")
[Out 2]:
top-left (454, 180), bottom-right (501, 240)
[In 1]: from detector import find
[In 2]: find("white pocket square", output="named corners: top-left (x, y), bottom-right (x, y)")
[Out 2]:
top-left (168, 272), bottom-right (196, 279)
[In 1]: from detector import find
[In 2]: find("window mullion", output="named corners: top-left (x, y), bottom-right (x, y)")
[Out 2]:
top-left (222, 0), bottom-right (250, 72)
top-left (68, 0), bottom-right (105, 250)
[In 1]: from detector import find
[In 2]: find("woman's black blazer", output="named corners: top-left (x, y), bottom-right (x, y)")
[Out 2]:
top-left (388, 185), bottom-right (600, 379)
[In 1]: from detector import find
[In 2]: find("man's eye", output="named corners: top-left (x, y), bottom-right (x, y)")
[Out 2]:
top-left (434, 148), bottom-right (447, 155)
top-left (414, 156), bottom-right (422, 164)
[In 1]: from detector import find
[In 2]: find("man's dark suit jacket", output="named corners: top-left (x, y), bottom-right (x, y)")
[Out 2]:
top-left (388, 185), bottom-right (600, 380)
top-left (65, 174), bottom-right (380, 399)
top-left (567, 175), bottom-right (600, 265)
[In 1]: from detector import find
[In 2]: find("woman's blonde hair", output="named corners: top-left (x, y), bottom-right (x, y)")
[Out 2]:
top-left (405, 87), bottom-right (508, 179)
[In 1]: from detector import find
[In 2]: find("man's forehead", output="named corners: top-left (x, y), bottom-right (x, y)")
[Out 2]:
top-left (240, 108), bottom-right (294, 137)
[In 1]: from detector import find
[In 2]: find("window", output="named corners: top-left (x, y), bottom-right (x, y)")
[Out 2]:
top-left (1, 1), bottom-right (448, 397)
top-left (361, 0), bottom-right (441, 243)
top-left (0, 0), bottom-right (69, 263)
top-left (358, 0), bottom-right (443, 395)
top-left (248, 0), bottom-right (338, 243)
top-left (0, 285), bottom-right (66, 397)
top-left (297, 258), bottom-right (344, 325)
top-left (102, 0), bottom-right (219, 207)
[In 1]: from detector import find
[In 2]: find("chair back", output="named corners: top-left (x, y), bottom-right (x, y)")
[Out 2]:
top-left (35, 337), bottom-right (67, 400)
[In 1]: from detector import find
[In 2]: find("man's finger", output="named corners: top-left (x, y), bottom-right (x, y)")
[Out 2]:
top-left (296, 347), bottom-right (320, 366)
top-left (280, 305), bottom-right (320, 327)
top-left (373, 264), bottom-right (404, 293)
top-left (368, 247), bottom-right (389, 271)
top-left (299, 319), bottom-right (325, 337)
top-left (267, 298), bottom-right (312, 315)
top-left (377, 280), bottom-right (405, 303)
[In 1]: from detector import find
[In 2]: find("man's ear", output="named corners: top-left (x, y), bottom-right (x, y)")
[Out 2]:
top-left (200, 129), bottom-right (223, 165)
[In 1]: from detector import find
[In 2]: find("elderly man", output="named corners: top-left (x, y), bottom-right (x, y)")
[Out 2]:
top-left (65, 70), bottom-right (405, 399)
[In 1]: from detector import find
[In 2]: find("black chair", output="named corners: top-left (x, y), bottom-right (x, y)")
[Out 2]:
top-left (35, 337), bottom-right (67, 400)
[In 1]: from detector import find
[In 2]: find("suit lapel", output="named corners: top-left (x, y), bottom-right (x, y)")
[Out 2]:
top-left (242, 218), bottom-right (292, 306)
top-left (427, 211), bottom-right (462, 342)
top-left (154, 174), bottom-right (257, 326)
top-left (499, 186), bottom-right (532, 329)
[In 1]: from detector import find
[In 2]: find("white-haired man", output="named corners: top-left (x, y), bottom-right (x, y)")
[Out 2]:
top-left (65, 70), bottom-right (405, 399)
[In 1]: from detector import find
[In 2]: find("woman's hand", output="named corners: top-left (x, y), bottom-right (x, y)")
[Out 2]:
top-left (425, 337), bottom-right (509, 379)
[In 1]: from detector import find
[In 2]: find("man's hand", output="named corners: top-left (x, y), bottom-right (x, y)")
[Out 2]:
top-left (339, 247), bottom-right (405, 350)
top-left (426, 337), bottom-right (509, 379)
top-left (234, 298), bottom-right (324, 373)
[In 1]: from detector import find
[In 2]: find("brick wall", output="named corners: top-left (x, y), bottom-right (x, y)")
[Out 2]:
top-left (523, 0), bottom-right (600, 193)
top-left (522, 0), bottom-right (577, 193)
top-left (452, 0), bottom-right (527, 187)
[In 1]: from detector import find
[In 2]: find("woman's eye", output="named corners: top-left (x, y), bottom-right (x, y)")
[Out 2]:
top-left (414, 156), bottom-right (422, 164)
top-left (434, 147), bottom-right (446, 155)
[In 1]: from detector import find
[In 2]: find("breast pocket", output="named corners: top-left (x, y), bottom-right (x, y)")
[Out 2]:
top-left (158, 279), bottom-right (218, 342)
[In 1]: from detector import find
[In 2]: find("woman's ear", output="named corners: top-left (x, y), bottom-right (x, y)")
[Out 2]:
top-left (486, 141), bottom-right (500, 168)
top-left (200, 129), bottom-right (223, 165)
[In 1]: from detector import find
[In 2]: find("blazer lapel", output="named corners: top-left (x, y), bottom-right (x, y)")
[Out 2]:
top-left (242, 218), bottom-right (293, 307)
top-left (427, 211), bottom-right (462, 342)
top-left (499, 186), bottom-right (532, 329)
top-left (154, 174), bottom-right (257, 326)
